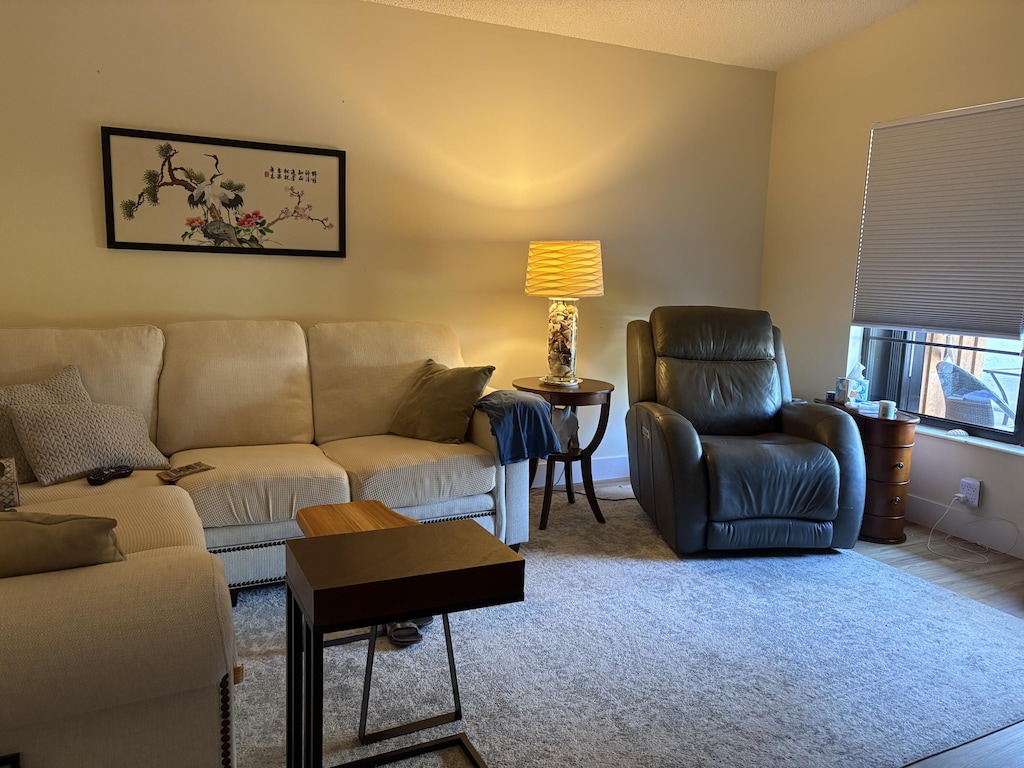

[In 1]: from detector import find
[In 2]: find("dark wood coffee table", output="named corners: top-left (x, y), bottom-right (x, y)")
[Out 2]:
top-left (286, 500), bottom-right (525, 768)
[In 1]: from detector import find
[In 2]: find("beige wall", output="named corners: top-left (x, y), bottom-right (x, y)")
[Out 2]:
top-left (0, 0), bottom-right (775, 475)
top-left (763, 0), bottom-right (1024, 555)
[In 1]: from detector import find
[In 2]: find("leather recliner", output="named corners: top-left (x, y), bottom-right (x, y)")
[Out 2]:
top-left (625, 306), bottom-right (866, 555)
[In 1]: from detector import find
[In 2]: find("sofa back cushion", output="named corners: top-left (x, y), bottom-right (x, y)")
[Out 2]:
top-left (308, 321), bottom-right (464, 442)
top-left (0, 325), bottom-right (165, 442)
top-left (158, 320), bottom-right (313, 454)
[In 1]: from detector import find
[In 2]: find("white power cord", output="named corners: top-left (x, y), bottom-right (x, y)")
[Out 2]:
top-left (926, 494), bottom-right (1021, 563)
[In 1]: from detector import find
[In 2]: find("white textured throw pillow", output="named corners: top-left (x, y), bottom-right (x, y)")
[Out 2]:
top-left (8, 403), bottom-right (169, 486)
top-left (0, 366), bottom-right (93, 483)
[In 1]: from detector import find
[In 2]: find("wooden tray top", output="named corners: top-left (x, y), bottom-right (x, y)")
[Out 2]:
top-left (297, 500), bottom-right (420, 537)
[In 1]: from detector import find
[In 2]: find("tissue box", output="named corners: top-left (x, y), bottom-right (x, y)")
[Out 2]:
top-left (835, 377), bottom-right (870, 405)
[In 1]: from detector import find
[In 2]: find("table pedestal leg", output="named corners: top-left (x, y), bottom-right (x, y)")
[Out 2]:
top-left (580, 456), bottom-right (605, 524)
top-left (540, 459), bottom-right (556, 530)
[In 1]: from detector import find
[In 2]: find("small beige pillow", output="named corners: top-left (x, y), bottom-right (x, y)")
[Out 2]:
top-left (9, 402), bottom-right (169, 486)
top-left (0, 365), bottom-right (93, 483)
top-left (389, 360), bottom-right (495, 443)
top-left (0, 509), bottom-right (125, 578)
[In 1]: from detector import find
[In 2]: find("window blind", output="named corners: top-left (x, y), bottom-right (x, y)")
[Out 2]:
top-left (852, 98), bottom-right (1024, 339)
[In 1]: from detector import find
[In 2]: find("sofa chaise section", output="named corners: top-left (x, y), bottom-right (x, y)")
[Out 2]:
top-left (0, 487), bottom-right (237, 768)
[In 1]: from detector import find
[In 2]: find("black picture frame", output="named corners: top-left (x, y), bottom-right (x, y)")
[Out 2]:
top-left (101, 127), bottom-right (345, 258)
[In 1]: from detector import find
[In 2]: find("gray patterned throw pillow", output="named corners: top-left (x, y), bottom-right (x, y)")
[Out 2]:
top-left (8, 403), bottom-right (169, 486)
top-left (0, 366), bottom-right (93, 483)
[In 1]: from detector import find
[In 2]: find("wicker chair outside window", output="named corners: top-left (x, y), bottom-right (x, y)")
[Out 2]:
top-left (935, 360), bottom-right (1016, 426)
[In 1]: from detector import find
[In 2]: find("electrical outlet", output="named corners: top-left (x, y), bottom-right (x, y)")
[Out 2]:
top-left (959, 477), bottom-right (981, 508)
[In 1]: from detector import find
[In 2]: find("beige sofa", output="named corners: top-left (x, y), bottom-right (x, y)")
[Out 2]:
top-left (0, 318), bottom-right (530, 767)
top-left (1, 319), bottom-right (530, 592)
top-left (0, 486), bottom-right (237, 768)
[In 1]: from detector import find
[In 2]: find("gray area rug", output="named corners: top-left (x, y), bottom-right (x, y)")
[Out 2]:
top-left (232, 490), bottom-right (1024, 767)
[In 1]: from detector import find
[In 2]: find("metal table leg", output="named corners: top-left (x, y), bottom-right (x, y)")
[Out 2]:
top-left (286, 586), bottom-right (302, 768)
top-left (358, 613), bottom-right (463, 744)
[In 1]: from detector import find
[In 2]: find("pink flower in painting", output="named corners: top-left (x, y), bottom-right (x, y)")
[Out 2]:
top-left (236, 211), bottom-right (264, 229)
top-left (185, 216), bottom-right (205, 228)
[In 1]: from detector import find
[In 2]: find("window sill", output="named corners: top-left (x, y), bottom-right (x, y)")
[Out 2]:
top-left (916, 424), bottom-right (1024, 457)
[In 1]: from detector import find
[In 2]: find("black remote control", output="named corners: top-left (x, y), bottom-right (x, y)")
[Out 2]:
top-left (87, 465), bottom-right (134, 486)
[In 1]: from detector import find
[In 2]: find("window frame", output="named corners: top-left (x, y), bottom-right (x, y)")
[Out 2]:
top-left (859, 327), bottom-right (1024, 444)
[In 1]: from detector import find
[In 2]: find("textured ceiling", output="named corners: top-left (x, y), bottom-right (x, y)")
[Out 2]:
top-left (363, 0), bottom-right (919, 71)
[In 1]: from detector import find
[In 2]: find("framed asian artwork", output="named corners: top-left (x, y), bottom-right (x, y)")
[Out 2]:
top-left (101, 127), bottom-right (345, 258)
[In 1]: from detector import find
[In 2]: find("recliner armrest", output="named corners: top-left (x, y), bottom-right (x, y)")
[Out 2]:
top-left (780, 402), bottom-right (866, 547)
top-left (631, 401), bottom-right (703, 465)
top-left (626, 401), bottom-right (708, 553)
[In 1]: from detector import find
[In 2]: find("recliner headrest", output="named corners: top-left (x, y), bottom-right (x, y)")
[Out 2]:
top-left (650, 306), bottom-right (775, 361)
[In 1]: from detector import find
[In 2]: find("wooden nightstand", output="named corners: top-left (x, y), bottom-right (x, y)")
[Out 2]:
top-left (816, 400), bottom-right (920, 544)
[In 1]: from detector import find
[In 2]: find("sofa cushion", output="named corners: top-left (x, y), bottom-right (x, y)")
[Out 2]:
top-left (158, 320), bottom-right (314, 454)
top-left (389, 360), bottom-right (495, 444)
top-left (13, 485), bottom-right (206, 554)
top-left (168, 444), bottom-right (351, 527)
top-left (15, 471), bottom-right (166, 507)
top-left (0, 325), bottom-right (166, 441)
top-left (9, 403), bottom-right (169, 486)
top-left (320, 434), bottom-right (496, 509)
top-left (703, 433), bottom-right (840, 522)
top-left (0, 508), bottom-right (125, 578)
top-left (308, 321), bottom-right (465, 443)
top-left (0, 365), bottom-right (93, 483)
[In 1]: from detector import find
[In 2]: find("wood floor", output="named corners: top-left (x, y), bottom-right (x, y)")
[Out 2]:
top-left (856, 521), bottom-right (1024, 619)
top-left (855, 522), bottom-right (1024, 767)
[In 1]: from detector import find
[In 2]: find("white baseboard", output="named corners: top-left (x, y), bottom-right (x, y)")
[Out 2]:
top-left (529, 454), bottom-right (630, 489)
top-left (906, 495), bottom-right (1024, 559)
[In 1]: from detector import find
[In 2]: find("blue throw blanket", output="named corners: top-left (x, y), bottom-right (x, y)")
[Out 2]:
top-left (475, 390), bottom-right (561, 466)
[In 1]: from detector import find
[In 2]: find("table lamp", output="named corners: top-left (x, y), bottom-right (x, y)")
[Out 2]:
top-left (524, 240), bottom-right (603, 386)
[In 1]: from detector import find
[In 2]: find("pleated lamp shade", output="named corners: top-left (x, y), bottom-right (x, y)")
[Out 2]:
top-left (524, 241), bottom-right (604, 298)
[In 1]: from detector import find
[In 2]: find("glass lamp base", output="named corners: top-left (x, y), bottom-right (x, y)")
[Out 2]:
top-left (544, 299), bottom-right (580, 386)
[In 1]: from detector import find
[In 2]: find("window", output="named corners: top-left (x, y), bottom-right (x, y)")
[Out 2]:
top-left (855, 327), bottom-right (1022, 442)
top-left (850, 98), bottom-right (1024, 442)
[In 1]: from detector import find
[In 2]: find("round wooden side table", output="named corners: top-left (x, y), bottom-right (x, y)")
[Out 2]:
top-left (511, 377), bottom-right (615, 530)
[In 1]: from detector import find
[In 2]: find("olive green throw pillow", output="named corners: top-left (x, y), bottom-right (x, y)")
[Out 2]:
top-left (389, 360), bottom-right (495, 443)
top-left (0, 509), bottom-right (125, 578)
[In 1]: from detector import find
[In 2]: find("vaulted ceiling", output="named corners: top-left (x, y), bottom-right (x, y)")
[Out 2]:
top-left (364, 0), bottom-right (919, 71)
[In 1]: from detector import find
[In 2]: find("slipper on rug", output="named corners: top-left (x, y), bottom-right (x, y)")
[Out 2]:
top-left (411, 616), bottom-right (434, 628)
top-left (386, 621), bottom-right (423, 646)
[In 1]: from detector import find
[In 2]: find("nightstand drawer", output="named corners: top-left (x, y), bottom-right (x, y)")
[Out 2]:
top-left (865, 446), bottom-right (913, 483)
top-left (859, 511), bottom-right (907, 544)
top-left (860, 418), bottom-right (917, 448)
top-left (865, 479), bottom-right (908, 516)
